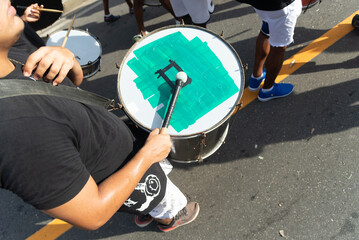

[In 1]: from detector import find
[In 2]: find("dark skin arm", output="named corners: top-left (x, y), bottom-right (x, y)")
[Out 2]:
top-left (43, 129), bottom-right (172, 230)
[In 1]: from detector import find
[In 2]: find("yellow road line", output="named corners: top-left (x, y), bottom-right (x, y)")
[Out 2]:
top-left (239, 10), bottom-right (359, 110)
top-left (26, 10), bottom-right (359, 240)
top-left (26, 219), bottom-right (72, 240)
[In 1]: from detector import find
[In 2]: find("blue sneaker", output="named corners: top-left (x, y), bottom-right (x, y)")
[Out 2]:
top-left (258, 83), bottom-right (294, 102)
top-left (248, 69), bottom-right (266, 91)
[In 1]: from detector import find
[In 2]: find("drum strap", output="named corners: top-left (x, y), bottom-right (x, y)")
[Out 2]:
top-left (0, 79), bottom-right (115, 109)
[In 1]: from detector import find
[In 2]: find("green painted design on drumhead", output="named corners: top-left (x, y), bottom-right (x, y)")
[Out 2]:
top-left (127, 31), bottom-right (239, 132)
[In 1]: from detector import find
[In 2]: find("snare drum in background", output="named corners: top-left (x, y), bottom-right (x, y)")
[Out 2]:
top-left (118, 25), bottom-right (245, 163)
top-left (46, 29), bottom-right (102, 79)
top-left (302, 0), bottom-right (320, 10)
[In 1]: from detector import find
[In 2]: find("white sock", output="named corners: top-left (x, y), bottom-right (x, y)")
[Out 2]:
top-left (105, 14), bottom-right (111, 17)
top-left (261, 86), bottom-right (274, 93)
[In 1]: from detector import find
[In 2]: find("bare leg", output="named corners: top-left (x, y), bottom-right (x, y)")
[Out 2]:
top-left (253, 32), bottom-right (270, 78)
top-left (102, 0), bottom-right (110, 15)
top-left (125, 0), bottom-right (133, 8)
top-left (133, 0), bottom-right (146, 34)
top-left (262, 45), bottom-right (286, 89)
top-left (160, 0), bottom-right (182, 22)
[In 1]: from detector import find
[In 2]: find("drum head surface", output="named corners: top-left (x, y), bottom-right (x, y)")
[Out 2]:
top-left (46, 30), bottom-right (101, 66)
top-left (118, 26), bottom-right (244, 136)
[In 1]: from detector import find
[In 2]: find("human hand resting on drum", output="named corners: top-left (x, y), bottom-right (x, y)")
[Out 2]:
top-left (137, 128), bottom-right (172, 165)
top-left (23, 46), bottom-right (83, 86)
top-left (21, 4), bottom-right (43, 23)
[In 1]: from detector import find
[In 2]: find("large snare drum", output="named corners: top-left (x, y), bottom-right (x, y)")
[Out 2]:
top-left (46, 29), bottom-right (102, 79)
top-left (118, 26), bottom-right (244, 163)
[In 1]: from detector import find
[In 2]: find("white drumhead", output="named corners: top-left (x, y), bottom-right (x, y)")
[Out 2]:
top-left (46, 29), bottom-right (101, 66)
top-left (118, 26), bottom-right (244, 136)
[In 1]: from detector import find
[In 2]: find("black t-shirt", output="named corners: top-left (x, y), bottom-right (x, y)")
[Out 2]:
top-left (237, 0), bottom-right (295, 10)
top-left (0, 61), bottom-right (166, 214)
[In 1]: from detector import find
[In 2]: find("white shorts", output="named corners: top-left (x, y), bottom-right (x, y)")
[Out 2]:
top-left (254, 0), bottom-right (302, 47)
top-left (169, 0), bottom-right (210, 24)
top-left (148, 159), bottom-right (187, 219)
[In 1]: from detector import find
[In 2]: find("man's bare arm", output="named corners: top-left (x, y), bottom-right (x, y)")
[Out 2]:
top-left (43, 129), bottom-right (171, 230)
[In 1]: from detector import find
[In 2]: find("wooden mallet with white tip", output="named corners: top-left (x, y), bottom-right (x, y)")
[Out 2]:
top-left (160, 71), bottom-right (188, 134)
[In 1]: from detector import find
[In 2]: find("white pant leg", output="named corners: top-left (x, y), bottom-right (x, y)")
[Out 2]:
top-left (183, 0), bottom-right (209, 24)
top-left (254, 0), bottom-right (302, 47)
top-left (169, 0), bottom-right (210, 24)
top-left (169, 0), bottom-right (188, 18)
top-left (148, 174), bottom-right (187, 219)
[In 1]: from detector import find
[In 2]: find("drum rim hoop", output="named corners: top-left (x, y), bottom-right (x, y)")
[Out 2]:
top-left (117, 25), bottom-right (245, 137)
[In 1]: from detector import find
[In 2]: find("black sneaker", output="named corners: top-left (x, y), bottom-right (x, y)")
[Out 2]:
top-left (135, 214), bottom-right (154, 227)
top-left (158, 202), bottom-right (200, 232)
top-left (104, 14), bottom-right (120, 23)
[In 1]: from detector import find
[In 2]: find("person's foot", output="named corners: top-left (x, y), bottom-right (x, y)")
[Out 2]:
top-left (257, 83), bottom-right (294, 102)
top-left (132, 31), bottom-right (148, 42)
top-left (129, 7), bottom-right (134, 14)
top-left (248, 69), bottom-right (266, 91)
top-left (104, 14), bottom-right (120, 23)
top-left (135, 214), bottom-right (154, 227)
top-left (158, 202), bottom-right (200, 232)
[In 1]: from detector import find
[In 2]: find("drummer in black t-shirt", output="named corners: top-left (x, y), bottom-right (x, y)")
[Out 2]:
top-left (0, 0), bottom-right (199, 232)
top-left (238, 0), bottom-right (302, 101)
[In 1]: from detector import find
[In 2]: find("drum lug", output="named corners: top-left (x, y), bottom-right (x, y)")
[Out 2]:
top-left (116, 62), bottom-right (121, 69)
top-left (244, 63), bottom-right (248, 71)
top-left (196, 133), bottom-right (207, 163)
top-left (108, 102), bottom-right (123, 112)
top-left (220, 31), bottom-right (224, 38)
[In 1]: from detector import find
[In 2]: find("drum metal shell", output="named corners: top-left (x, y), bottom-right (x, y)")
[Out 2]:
top-left (169, 119), bottom-right (231, 163)
top-left (81, 57), bottom-right (102, 79)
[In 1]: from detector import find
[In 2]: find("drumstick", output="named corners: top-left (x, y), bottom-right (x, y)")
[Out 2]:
top-left (15, 5), bottom-right (63, 13)
top-left (61, 14), bottom-right (76, 48)
top-left (160, 72), bottom-right (188, 134)
top-left (37, 7), bottom-right (63, 13)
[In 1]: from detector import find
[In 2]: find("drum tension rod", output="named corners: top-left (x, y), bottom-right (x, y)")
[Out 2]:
top-left (108, 102), bottom-right (123, 112)
top-left (195, 133), bottom-right (207, 164)
top-left (220, 31), bottom-right (224, 38)
top-left (244, 63), bottom-right (248, 71)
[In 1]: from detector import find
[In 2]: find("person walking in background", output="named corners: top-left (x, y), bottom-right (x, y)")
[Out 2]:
top-left (238, 0), bottom-right (301, 101)
top-left (169, 0), bottom-right (214, 28)
top-left (102, 0), bottom-right (134, 22)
